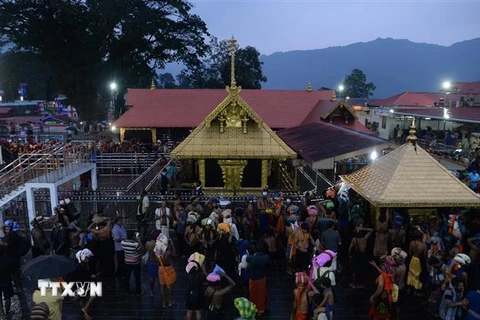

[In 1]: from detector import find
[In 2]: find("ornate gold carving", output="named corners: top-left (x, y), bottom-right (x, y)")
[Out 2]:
top-left (119, 128), bottom-right (126, 142)
top-left (198, 159), bottom-right (205, 187)
top-left (261, 160), bottom-right (269, 188)
top-left (229, 36), bottom-right (237, 89)
top-left (218, 159), bottom-right (247, 191)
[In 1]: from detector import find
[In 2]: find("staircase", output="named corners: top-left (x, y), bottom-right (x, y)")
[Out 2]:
top-left (0, 144), bottom-right (94, 208)
top-left (276, 161), bottom-right (295, 191)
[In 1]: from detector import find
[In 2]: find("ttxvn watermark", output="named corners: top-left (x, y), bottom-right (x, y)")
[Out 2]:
top-left (38, 280), bottom-right (103, 297)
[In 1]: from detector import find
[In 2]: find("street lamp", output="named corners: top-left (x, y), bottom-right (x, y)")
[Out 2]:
top-left (442, 81), bottom-right (451, 91)
top-left (370, 150), bottom-right (378, 161)
top-left (338, 85), bottom-right (344, 92)
top-left (109, 82), bottom-right (118, 122)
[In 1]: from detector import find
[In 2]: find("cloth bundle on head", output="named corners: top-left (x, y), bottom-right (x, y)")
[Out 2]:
top-left (206, 272), bottom-right (221, 282)
top-left (209, 212), bottom-right (219, 222)
top-left (155, 234), bottom-right (169, 257)
top-left (390, 247), bottom-right (407, 262)
top-left (326, 188), bottom-right (336, 199)
top-left (234, 297), bottom-right (257, 320)
top-left (217, 222), bottom-right (231, 234)
top-left (454, 253), bottom-right (471, 266)
top-left (307, 205), bottom-right (319, 216)
top-left (326, 201), bottom-right (335, 210)
top-left (76, 248), bottom-right (94, 263)
top-left (12, 222), bottom-right (20, 232)
top-left (312, 250), bottom-right (337, 269)
top-left (295, 272), bottom-right (309, 286)
top-left (222, 209), bottom-right (232, 217)
top-left (186, 252), bottom-right (205, 273)
top-left (213, 264), bottom-right (225, 275)
top-left (202, 218), bottom-right (214, 227)
top-left (187, 212), bottom-right (199, 224)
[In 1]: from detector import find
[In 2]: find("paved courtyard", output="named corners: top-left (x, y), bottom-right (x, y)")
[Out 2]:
top-left (9, 255), bottom-right (428, 320)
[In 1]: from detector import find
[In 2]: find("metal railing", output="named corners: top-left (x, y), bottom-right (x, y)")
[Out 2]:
top-left (277, 161), bottom-right (295, 191)
top-left (145, 159), bottom-right (173, 193)
top-left (95, 153), bottom-right (168, 177)
top-left (297, 165), bottom-right (334, 194)
top-left (0, 144), bottom-right (92, 199)
top-left (0, 144), bottom-right (65, 175)
top-left (126, 157), bottom-right (171, 193)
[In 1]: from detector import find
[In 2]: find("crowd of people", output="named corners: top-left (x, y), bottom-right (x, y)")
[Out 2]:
top-left (0, 185), bottom-right (479, 320)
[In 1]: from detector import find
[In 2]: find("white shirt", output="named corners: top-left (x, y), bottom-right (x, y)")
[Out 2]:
top-left (155, 207), bottom-right (171, 231)
top-left (312, 266), bottom-right (336, 286)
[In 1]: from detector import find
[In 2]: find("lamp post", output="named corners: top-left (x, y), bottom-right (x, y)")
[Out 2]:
top-left (338, 85), bottom-right (344, 100)
top-left (442, 80), bottom-right (452, 108)
top-left (109, 82), bottom-right (117, 122)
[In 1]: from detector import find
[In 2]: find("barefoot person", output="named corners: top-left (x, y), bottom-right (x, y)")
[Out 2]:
top-left (205, 268), bottom-right (236, 320)
top-left (69, 249), bottom-right (95, 320)
top-left (291, 272), bottom-right (309, 320)
top-left (155, 234), bottom-right (176, 308)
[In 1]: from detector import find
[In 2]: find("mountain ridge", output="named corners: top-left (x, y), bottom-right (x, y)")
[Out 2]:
top-left (259, 37), bottom-right (480, 97)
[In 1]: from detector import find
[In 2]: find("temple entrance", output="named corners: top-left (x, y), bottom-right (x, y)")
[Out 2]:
top-left (242, 159), bottom-right (262, 188)
top-left (205, 159), bottom-right (224, 187)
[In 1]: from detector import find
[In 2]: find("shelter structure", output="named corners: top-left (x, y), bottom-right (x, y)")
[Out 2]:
top-left (170, 37), bottom-right (296, 191)
top-left (340, 119), bottom-right (480, 220)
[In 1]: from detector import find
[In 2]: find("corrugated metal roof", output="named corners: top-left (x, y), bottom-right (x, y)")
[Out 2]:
top-left (277, 122), bottom-right (388, 163)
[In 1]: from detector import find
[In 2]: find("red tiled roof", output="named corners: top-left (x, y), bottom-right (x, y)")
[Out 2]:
top-left (115, 89), bottom-right (334, 129)
top-left (374, 92), bottom-right (444, 107)
top-left (394, 107), bottom-right (480, 124)
top-left (277, 122), bottom-right (389, 163)
top-left (302, 100), bottom-right (338, 124)
top-left (452, 82), bottom-right (480, 95)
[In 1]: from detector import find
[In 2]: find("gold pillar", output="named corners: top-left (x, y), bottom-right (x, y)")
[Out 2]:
top-left (119, 128), bottom-right (126, 142)
top-left (261, 159), bottom-right (269, 188)
top-left (198, 159), bottom-right (205, 186)
top-left (218, 159), bottom-right (247, 191)
top-left (151, 128), bottom-right (157, 143)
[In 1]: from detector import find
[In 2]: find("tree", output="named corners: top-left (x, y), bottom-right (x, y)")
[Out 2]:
top-left (178, 37), bottom-right (267, 89)
top-left (0, 51), bottom-right (56, 101)
top-left (343, 69), bottom-right (376, 98)
top-left (0, 0), bottom-right (209, 120)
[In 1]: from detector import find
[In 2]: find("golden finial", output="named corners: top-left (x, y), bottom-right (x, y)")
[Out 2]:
top-left (407, 118), bottom-right (417, 145)
top-left (306, 81), bottom-right (312, 92)
top-left (150, 79), bottom-right (156, 90)
top-left (229, 36), bottom-right (237, 89)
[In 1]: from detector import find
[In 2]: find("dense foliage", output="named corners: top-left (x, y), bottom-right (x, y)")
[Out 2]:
top-left (0, 0), bottom-right (209, 120)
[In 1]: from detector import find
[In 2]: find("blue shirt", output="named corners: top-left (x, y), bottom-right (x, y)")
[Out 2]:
top-left (111, 224), bottom-right (127, 251)
top-left (176, 211), bottom-right (187, 234)
top-left (466, 291), bottom-right (480, 320)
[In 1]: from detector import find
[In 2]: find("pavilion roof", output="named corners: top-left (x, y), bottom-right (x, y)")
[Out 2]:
top-left (341, 142), bottom-right (480, 207)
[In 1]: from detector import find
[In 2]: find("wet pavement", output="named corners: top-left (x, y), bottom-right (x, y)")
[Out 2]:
top-left (9, 255), bottom-right (429, 320)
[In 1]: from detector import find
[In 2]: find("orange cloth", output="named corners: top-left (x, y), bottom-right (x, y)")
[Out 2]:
top-left (249, 278), bottom-right (268, 313)
top-left (295, 311), bottom-right (308, 320)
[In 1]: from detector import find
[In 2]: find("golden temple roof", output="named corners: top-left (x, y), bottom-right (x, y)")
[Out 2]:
top-left (340, 142), bottom-right (480, 207)
top-left (170, 37), bottom-right (296, 160)
top-left (170, 87), bottom-right (297, 160)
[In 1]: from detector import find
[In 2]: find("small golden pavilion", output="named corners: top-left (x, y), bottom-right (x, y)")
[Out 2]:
top-left (170, 37), bottom-right (297, 192)
top-left (340, 120), bottom-right (480, 220)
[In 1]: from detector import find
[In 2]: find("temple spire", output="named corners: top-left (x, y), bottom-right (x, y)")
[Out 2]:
top-left (150, 79), bottom-right (156, 90)
top-left (229, 36), bottom-right (237, 89)
top-left (306, 81), bottom-right (312, 92)
top-left (407, 118), bottom-right (417, 145)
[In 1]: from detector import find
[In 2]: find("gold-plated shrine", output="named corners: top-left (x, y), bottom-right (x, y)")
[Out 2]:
top-left (170, 36), bottom-right (296, 192)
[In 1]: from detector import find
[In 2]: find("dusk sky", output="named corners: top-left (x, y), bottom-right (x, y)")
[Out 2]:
top-left (190, 0), bottom-right (480, 55)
